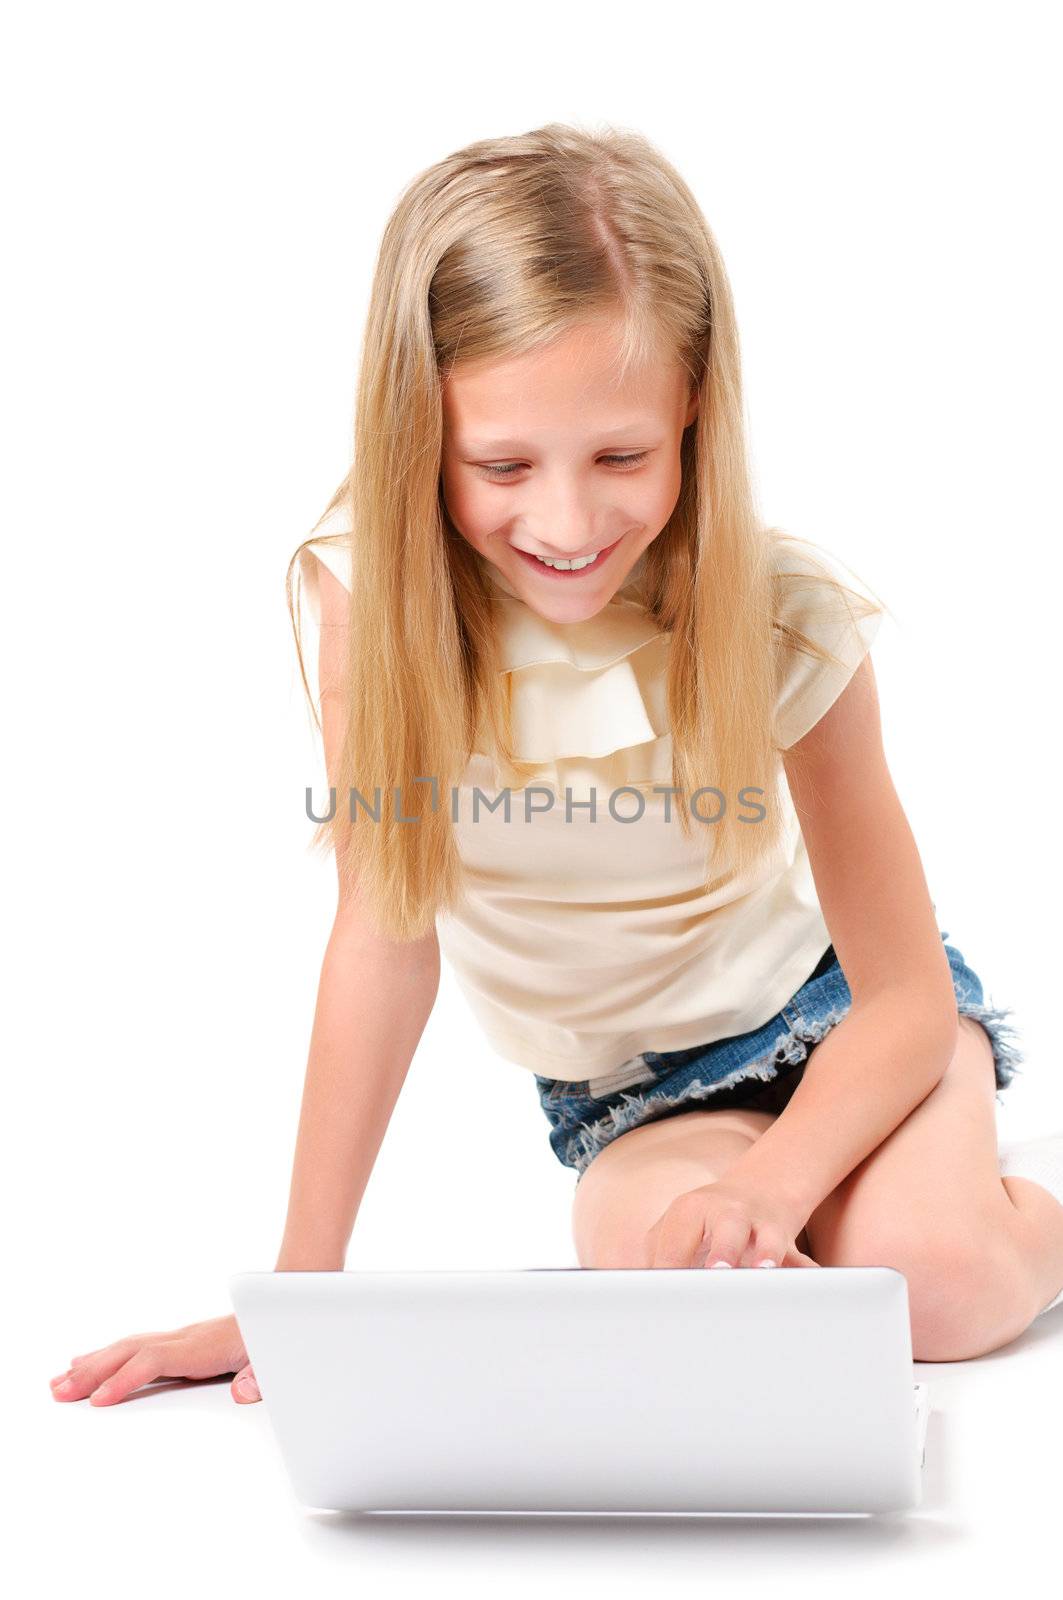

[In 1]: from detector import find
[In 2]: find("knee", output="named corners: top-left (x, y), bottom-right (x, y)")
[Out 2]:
top-left (570, 1121), bottom-right (750, 1268)
top-left (571, 1167), bottom-right (654, 1268)
top-left (841, 1231), bottom-right (1038, 1360)
top-left (578, 1229), bottom-right (650, 1270)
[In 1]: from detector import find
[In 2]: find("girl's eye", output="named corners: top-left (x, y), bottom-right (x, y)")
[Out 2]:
top-left (476, 451), bottom-right (650, 481)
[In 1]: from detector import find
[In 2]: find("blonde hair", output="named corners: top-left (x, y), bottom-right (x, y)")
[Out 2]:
top-left (287, 121), bottom-right (885, 941)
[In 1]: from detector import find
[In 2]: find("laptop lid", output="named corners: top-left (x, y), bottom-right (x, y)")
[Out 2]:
top-left (229, 1267), bottom-right (924, 1516)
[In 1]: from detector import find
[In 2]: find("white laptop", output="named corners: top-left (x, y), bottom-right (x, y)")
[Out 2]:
top-left (229, 1267), bottom-right (931, 1516)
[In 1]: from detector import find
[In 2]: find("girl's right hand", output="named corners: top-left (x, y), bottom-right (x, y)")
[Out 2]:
top-left (48, 1313), bottom-right (260, 1407)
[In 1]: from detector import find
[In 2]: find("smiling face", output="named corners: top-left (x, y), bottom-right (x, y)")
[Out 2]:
top-left (440, 314), bottom-right (699, 620)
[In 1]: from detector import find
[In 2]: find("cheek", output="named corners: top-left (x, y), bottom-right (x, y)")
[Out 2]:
top-left (444, 489), bottom-right (497, 549)
top-left (638, 459), bottom-right (684, 528)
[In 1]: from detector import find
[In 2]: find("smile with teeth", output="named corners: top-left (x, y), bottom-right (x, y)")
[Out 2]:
top-left (512, 540), bottom-right (617, 579)
top-left (533, 550), bottom-right (602, 570)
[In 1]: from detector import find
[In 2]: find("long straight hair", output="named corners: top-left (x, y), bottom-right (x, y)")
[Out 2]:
top-left (287, 122), bottom-right (884, 941)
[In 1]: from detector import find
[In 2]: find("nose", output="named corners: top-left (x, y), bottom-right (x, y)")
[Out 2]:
top-left (524, 501), bottom-right (607, 562)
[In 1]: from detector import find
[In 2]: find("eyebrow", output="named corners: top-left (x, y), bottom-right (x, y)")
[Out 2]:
top-left (459, 420), bottom-right (660, 453)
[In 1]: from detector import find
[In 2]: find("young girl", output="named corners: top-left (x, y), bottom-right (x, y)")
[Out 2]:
top-left (51, 123), bottom-right (1063, 1411)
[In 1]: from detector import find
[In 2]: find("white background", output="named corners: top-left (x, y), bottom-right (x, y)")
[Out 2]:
top-left (7, 0), bottom-right (1060, 1592)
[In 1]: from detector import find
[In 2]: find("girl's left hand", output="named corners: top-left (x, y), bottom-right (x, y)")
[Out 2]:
top-left (642, 1178), bottom-right (822, 1269)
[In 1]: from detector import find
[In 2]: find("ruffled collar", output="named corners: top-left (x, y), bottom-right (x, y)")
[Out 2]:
top-left (471, 549), bottom-right (674, 797)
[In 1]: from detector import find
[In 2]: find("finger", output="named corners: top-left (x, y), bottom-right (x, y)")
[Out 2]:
top-left (739, 1231), bottom-right (787, 1268)
top-left (54, 1335), bottom-right (161, 1382)
top-left (51, 1342), bottom-right (142, 1400)
top-left (51, 1356), bottom-right (106, 1383)
top-left (52, 1350), bottom-right (110, 1381)
top-left (89, 1346), bottom-right (178, 1406)
top-left (69, 1335), bottom-right (165, 1367)
top-left (232, 1365), bottom-right (261, 1404)
top-left (700, 1211), bottom-right (752, 1269)
top-left (647, 1195), bottom-right (708, 1268)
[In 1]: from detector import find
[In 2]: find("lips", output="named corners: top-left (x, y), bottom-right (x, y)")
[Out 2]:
top-left (514, 536), bottom-right (623, 578)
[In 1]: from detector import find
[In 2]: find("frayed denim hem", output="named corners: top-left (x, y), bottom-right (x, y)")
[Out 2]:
top-left (564, 996), bottom-right (1026, 1182)
top-left (955, 1000), bottom-right (1026, 1095)
top-left (568, 1008), bottom-right (851, 1181)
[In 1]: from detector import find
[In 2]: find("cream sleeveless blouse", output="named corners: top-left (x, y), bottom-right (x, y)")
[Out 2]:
top-left (295, 509), bottom-right (884, 1089)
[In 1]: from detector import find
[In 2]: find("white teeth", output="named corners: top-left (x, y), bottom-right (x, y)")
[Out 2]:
top-left (532, 550), bottom-right (602, 571)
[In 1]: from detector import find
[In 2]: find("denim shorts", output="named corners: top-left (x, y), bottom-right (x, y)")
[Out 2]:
top-left (534, 930), bottom-right (1025, 1180)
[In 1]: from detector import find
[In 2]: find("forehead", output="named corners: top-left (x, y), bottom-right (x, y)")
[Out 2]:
top-left (441, 322), bottom-right (686, 444)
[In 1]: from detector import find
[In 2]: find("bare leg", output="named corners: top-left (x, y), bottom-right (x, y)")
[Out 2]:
top-left (802, 1016), bottom-right (1062, 1355)
top-left (1000, 1175), bottom-right (1063, 1315)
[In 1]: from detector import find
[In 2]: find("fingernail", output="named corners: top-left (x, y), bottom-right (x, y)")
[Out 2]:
top-left (756, 1260), bottom-right (778, 1269)
top-left (709, 1261), bottom-right (733, 1269)
top-left (55, 1377), bottom-right (75, 1392)
top-left (236, 1377), bottom-right (259, 1399)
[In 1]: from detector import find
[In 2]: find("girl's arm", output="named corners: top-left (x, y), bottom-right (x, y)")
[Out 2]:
top-left (273, 909), bottom-right (439, 1270)
top-left (276, 555), bottom-right (439, 1269)
top-left (721, 653), bottom-right (959, 1224)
